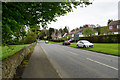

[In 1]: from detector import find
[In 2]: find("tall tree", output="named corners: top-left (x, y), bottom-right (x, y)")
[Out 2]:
top-left (59, 28), bottom-right (63, 35)
top-left (63, 26), bottom-right (69, 34)
top-left (55, 29), bottom-right (59, 36)
top-left (75, 27), bottom-right (79, 31)
top-left (95, 26), bottom-right (107, 35)
top-left (48, 28), bottom-right (54, 39)
top-left (39, 30), bottom-right (46, 39)
top-left (71, 29), bottom-right (75, 32)
top-left (100, 26), bottom-right (108, 35)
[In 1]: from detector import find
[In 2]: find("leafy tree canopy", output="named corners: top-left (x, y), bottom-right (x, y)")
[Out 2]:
top-left (71, 29), bottom-right (75, 32)
top-left (2, 1), bottom-right (92, 44)
top-left (48, 27), bottom-right (55, 39)
top-left (63, 26), bottom-right (69, 34)
top-left (107, 19), bottom-right (113, 25)
top-left (83, 27), bottom-right (95, 36)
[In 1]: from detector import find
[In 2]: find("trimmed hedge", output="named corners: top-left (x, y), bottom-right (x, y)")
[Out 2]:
top-left (79, 34), bottom-right (120, 43)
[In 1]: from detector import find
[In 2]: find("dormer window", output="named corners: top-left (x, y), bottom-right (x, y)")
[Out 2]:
top-left (109, 26), bottom-right (112, 29)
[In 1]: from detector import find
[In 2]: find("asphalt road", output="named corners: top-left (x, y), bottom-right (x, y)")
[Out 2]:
top-left (39, 41), bottom-right (118, 78)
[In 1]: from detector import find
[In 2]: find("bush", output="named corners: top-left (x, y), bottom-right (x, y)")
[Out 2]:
top-left (79, 34), bottom-right (120, 43)
top-left (60, 37), bottom-right (66, 42)
top-left (24, 31), bottom-right (37, 44)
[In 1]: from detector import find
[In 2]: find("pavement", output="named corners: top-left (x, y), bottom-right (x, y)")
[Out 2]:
top-left (22, 43), bottom-right (60, 78)
top-left (22, 41), bottom-right (119, 78)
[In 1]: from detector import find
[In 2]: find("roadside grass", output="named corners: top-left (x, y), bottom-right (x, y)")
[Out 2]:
top-left (0, 46), bottom-right (2, 60)
top-left (1, 44), bottom-right (29, 60)
top-left (67, 43), bottom-right (119, 56)
top-left (48, 41), bottom-right (63, 44)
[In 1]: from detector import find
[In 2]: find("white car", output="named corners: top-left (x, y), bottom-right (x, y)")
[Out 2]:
top-left (77, 40), bottom-right (93, 48)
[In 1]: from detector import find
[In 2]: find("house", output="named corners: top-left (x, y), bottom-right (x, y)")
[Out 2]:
top-left (51, 31), bottom-right (62, 39)
top-left (83, 24), bottom-right (96, 28)
top-left (69, 27), bottom-right (98, 38)
top-left (69, 29), bottom-right (84, 37)
top-left (107, 20), bottom-right (120, 34)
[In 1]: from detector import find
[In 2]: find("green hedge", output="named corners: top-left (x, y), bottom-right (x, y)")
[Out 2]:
top-left (79, 34), bottom-right (120, 43)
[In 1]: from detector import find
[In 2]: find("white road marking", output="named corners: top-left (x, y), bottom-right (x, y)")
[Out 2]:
top-left (40, 45), bottom-right (63, 78)
top-left (86, 58), bottom-right (118, 71)
top-left (68, 51), bottom-right (79, 55)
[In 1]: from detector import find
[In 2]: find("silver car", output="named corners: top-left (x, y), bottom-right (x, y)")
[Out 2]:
top-left (77, 40), bottom-right (93, 48)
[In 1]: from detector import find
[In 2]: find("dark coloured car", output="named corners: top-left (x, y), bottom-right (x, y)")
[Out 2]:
top-left (63, 41), bottom-right (70, 45)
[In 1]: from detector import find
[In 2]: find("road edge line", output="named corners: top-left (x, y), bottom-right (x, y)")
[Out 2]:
top-left (40, 44), bottom-right (63, 78)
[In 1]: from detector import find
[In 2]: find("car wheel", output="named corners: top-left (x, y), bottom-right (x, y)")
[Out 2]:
top-left (77, 45), bottom-right (79, 48)
top-left (83, 45), bottom-right (86, 48)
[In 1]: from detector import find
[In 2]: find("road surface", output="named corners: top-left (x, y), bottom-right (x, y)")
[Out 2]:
top-left (22, 43), bottom-right (60, 78)
top-left (39, 41), bottom-right (118, 78)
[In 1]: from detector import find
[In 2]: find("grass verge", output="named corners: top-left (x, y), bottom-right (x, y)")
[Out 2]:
top-left (67, 43), bottom-right (119, 56)
top-left (2, 44), bottom-right (29, 60)
top-left (48, 41), bottom-right (63, 44)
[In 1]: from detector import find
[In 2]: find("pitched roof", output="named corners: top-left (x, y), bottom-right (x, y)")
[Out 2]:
top-left (69, 29), bottom-right (84, 35)
top-left (108, 20), bottom-right (120, 26)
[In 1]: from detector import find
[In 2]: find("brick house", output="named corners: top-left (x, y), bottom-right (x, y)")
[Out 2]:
top-left (107, 20), bottom-right (120, 34)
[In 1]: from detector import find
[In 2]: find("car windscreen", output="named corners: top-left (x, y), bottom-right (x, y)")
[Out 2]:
top-left (82, 41), bottom-right (90, 43)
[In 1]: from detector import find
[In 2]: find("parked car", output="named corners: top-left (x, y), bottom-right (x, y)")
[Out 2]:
top-left (77, 40), bottom-right (93, 48)
top-left (63, 41), bottom-right (70, 45)
top-left (45, 40), bottom-right (49, 44)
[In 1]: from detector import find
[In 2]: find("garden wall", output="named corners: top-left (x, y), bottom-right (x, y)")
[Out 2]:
top-left (79, 34), bottom-right (120, 43)
top-left (2, 43), bottom-right (36, 80)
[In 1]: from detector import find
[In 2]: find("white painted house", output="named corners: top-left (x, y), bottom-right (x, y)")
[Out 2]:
top-left (69, 28), bottom-right (98, 37)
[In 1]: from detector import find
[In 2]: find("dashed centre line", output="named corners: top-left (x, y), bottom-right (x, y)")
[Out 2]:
top-left (86, 58), bottom-right (118, 71)
top-left (68, 51), bottom-right (79, 55)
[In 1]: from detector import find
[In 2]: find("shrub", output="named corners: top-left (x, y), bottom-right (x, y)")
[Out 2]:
top-left (24, 31), bottom-right (37, 44)
top-left (60, 37), bottom-right (66, 42)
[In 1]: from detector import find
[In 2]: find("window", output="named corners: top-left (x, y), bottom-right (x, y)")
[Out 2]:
top-left (117, 25), bottom-right (120, 29)
top-left (109, 26), bottom-right (112, 29)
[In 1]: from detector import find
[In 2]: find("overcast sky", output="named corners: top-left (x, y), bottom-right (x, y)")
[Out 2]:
top-left (47, 0), bottom-right (119, 31)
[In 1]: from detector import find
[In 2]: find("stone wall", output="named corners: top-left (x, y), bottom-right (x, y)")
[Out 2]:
top-left (2, 43), bottom-right (35, 80)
